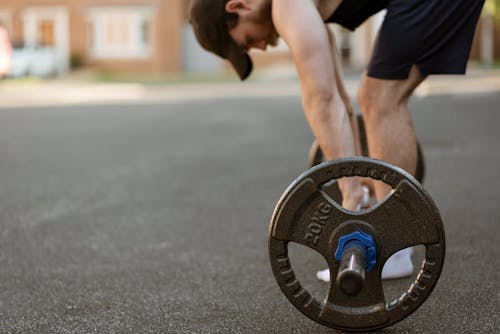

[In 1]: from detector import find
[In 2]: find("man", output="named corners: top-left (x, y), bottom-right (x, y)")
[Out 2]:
top-left (0, 23), bottom-right (12, 78)
top-left (189, 0), bottom-right (485, 281)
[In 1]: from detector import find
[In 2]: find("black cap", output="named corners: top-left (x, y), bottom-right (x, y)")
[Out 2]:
top-left (189, 0), bottom-right (253, 80)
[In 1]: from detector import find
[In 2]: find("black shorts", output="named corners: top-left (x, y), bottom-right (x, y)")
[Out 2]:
top-left (327, 0), bottom-right (485, 79)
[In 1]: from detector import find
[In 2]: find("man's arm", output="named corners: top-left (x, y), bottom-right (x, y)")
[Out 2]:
top-left (272, 0), bottom-right (363, 209)
top-left (272, 0), bottom-right (357, 161)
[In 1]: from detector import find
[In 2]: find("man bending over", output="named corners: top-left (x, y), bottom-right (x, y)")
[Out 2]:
top-left (188, 0), bottom-right (484, 281)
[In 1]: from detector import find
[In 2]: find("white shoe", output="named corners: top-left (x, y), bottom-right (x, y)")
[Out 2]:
top-left (381, 247), bottom-right (414, 279)
top-left (316, 268), bottom-right (331, 282)
top-left (355, 186), bottom-right (371, 211)
top-left (316, 247), bottom-right (414, 282)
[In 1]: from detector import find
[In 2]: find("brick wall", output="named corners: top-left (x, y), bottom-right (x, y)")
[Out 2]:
top-left (0, 0), bottom-right (186, 73)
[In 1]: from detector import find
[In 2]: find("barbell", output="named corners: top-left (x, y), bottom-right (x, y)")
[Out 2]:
top-left (268, 157), bottom-right (445, 331)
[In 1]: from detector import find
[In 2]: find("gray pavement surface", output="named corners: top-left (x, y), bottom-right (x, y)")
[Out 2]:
top-left (0, 92), bottom-right (499, 333)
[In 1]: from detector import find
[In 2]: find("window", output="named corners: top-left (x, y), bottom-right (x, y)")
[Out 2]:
top-left (38, 19), bottom-right (56, 46)
top-left (88, 7), bottom-right (153, 59)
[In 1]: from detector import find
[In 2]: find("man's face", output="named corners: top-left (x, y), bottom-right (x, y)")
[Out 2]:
top-left (227, 0), bottom-right (279, 51)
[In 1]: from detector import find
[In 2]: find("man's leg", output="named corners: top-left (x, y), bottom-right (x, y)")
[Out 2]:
top-left (356, 65), bottom-right (426, 279)
top-left (316, 66), bottom-right (425, 283)
top-left (357, 65), bottom-right (426, 201)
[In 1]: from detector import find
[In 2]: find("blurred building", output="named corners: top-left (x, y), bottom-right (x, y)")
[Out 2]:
top-left (0, 0), bottom-right (187, 75)
top-left (0, 2), bottom-right (498, 76)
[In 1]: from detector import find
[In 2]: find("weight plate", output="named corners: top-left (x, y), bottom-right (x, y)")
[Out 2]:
top-left (268, 157), bottom-right (445, 332)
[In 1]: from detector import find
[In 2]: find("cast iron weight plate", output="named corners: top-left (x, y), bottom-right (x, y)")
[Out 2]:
top-left (268, 157), bottom-right (445, 332)
top-left (308, 115), bottom-right (426, 184)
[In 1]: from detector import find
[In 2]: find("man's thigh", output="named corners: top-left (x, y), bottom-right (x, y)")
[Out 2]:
top-left (359, 65), bottom-right (426, 108)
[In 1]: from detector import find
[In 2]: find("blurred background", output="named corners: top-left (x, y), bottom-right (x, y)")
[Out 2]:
top-left (0, 0), bottom-right (499, 83)
top-left (0, 2), bottom-right (499, 333)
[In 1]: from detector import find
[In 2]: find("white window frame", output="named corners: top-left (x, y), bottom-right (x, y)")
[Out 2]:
top-left (87, 6), bottom-right (154, 59)
top-left (22, 6), bottom-right (70, 72)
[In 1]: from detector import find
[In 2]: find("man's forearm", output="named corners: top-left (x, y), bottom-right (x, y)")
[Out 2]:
top-left (302, 88), bottom-right (357, 162)
top-left (325, 27), bottom-right (362, 157)
top-left (300, 27), bottom-right (358, 162)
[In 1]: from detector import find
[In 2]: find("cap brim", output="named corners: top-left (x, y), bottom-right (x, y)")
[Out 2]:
top-left (227, 45), bottom-right (253, 81)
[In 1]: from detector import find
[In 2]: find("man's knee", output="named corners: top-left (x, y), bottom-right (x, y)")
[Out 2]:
top-left (357, 79), bottom-right (402, 120)
top-left (358, 66), bottom-right (426, 119)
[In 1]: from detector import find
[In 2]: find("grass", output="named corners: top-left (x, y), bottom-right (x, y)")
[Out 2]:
top-left (0, 76), bottom-right (43, 86)
top-left (1, 70), bottom-right (242, 86)
top-left (90, 71), bottom-right (240, 85)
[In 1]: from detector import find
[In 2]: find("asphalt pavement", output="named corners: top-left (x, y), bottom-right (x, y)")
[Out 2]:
top-left (0, 88), bottom-right (499, 333)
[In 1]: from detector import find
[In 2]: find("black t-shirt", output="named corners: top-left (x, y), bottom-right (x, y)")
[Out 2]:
top-left (326, 0), bottom-right (390, 31)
